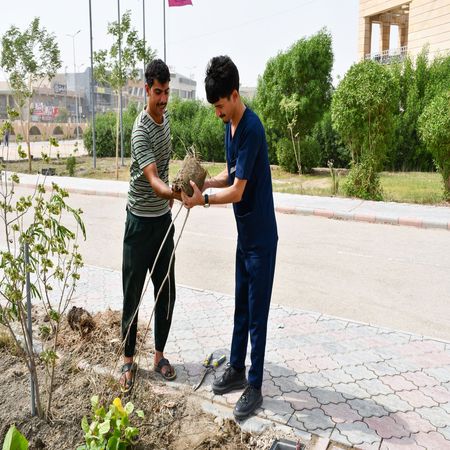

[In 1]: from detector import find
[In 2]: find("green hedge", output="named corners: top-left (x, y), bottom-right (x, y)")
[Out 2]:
top-left (83, 103), bottom-right (138, 157)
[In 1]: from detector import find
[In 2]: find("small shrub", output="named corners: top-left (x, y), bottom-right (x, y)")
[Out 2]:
top-left (301, 135), bottom-right (321, 174)
top-left (77, 396), bottom-right (144, 450)
top-left (66, 156), bottom-right (76, 177)
top-left (276, 138), bottom-right (297, 173)
top-left (343, 158), bottom-right (383, 200)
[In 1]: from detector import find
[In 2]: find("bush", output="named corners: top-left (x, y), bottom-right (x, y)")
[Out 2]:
top-left (301, 135), bottom-right (322, 173)
top-left (169, 98), bottom-right (225, 162)
top-left (418, 90), bottom-right (450, 198)
top-left (66, 156), bottom-right (76, 176)
top-left (276, 138), bottom-right (297, 173)
top-left (276, 136), bottom-right (321, 174)
top-left (83, 103), bottom-right (139, 158)
top-left (312, 111), bottom-right (351, 168)
top-left (343, 158), bottom-right (383, 200)
top-left (169, 97), bottom-right (201, 158)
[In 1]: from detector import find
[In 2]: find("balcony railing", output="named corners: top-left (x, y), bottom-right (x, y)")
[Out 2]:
top-left (365, 46), bottom-right (408, 64)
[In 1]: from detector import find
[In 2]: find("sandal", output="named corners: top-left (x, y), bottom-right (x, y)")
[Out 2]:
top-left (120, 362), bottom-right (137, 393)
top-left (154, 357), bottom-right (177, 381)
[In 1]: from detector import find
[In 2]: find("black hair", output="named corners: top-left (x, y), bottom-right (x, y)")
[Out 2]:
top-left (145, 59), bottom-right (170, 87)
top-left (205, 55), bottom-right (239, 104)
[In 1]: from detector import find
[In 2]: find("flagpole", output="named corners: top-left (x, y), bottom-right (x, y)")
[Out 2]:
top-left (163, 0), bottom-right (166, 62)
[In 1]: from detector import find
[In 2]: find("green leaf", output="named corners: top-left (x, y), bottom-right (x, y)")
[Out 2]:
top-left (106, 436), bottom-right (119, 450)
top-left (91, 395), bottom-right (99, 409)
top-left (136, 409), bottom-right (144, 419)
top-left (98, 420), bottom-right (110, 436)
top-left (124, 401), bottom-right (134, 415)
top-left (81, 416), bottom-right (90, 434)
top-left (2, 425), bottom-right (29, 450)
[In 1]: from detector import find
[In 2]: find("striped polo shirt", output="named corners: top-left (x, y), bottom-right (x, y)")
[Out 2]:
top-left (127, 109), bottom-right (171, 217)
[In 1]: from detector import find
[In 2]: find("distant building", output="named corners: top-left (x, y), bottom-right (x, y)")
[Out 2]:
top-left (0, 68), bottom-right (197, 123)
top-left (359, 0), bottom-right (450, 63)
top-left (169, 71), bottom-right (197, 100)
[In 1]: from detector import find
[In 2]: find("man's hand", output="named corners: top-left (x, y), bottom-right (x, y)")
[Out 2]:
top-left (171, 189), bottom-right (182, 202)
top-left (181, 180), bottom-right (203, 209)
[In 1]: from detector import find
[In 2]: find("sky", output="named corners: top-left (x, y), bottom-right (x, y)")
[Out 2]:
top-left (0, 0), bottom-right (360, 100)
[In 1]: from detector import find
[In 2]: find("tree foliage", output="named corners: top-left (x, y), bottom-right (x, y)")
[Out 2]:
top-left (1, 108), bottom-right (85, 419)
top-left (311, 111), bottom-right (351, 168)
top-left (418, 90), bottom-right (450, 199)
top-left (94, 10), bottom-right (155, 177)
top-left (169, 98), bottom-right (225, 162)
top-left (331, 59), bottom-right (399, 199)
top-left (0, 17), bottom-right (61, 171)
top-left (94, 11), bottom-right (154, 93)
top-left (388, 51), bottom-right (433, 171)
top-left (255, 29), bottom-right (333, 170)
top-left (84, 102), bottom-right (138, 158)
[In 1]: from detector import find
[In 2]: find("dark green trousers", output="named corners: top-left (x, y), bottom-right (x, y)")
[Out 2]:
top-left (122, 210), bottom-right (176, 357)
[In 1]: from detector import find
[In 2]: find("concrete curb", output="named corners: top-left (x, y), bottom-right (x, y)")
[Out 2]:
top-left (273, 206), bottom-right (450, 231)
top-left (13, 174), bottom-right (450, 231)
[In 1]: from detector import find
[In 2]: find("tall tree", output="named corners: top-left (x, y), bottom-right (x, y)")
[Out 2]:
top-left (94, 10), bottom-right (155, 178)
top-left (1, 18), bottom-right (61, 172)
top-left (389, 50), bottom-right (433, 171)
top-left (418, 90), bottom-right (450, 199)
top-left (331, 59), bottom-right (399, 199)
top-left (255, 29), bottom-right (333, 171)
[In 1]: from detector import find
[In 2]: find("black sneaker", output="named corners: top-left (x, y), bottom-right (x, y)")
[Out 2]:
top-left (233, 385), bottom-right (263, 419)
top-left (212, 364), bottom-right (247, 395)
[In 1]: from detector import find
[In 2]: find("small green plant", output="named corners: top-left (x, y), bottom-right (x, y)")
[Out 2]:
top-left (328, 160), bottom-right (339, 195)
top-left (2, 425), bottom-right (29, 450)
top-left (66, 156), bottom-right (76, 177)
top-left (343, 158), bottom-right (383, 200)
top-left (78, 396), bottom-right (144, 450)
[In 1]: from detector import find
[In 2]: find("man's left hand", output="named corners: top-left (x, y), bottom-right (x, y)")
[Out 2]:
top-left (181, 180), bottom-right (203, 209)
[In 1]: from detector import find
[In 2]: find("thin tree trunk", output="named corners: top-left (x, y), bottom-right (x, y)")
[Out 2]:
top-left (27, 76), bottom-right (32, 173)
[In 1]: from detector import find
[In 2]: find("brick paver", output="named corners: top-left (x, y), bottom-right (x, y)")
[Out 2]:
top-left (66, 264), bottom-right (450, 449)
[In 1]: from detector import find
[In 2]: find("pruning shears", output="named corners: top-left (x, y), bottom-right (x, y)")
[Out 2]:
top-left (193, 353), bottom-right (226, 391)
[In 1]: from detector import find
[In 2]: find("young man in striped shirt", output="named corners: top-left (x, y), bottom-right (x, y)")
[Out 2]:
top-left (120, 59), bottom-right (181, 391)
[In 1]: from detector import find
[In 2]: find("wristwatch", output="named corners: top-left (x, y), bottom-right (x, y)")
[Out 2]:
top-left (203, 193), bottom-right (210, 208)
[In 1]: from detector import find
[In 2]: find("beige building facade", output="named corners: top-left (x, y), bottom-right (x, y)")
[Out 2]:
top-left (359, 0), bottom-right (450, 61)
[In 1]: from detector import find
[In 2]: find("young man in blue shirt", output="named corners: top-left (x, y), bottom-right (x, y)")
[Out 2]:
top-left (182, 55), bottom-right (278, 419)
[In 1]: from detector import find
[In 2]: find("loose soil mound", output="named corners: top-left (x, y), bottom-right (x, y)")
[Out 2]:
top-left (0, 310), bottom-right (296, 449)
top-left (172, 154), bottom-right (208, 197)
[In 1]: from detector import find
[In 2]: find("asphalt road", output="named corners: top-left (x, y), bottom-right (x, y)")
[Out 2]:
top-left (4, 186), bottom-right (450, 341)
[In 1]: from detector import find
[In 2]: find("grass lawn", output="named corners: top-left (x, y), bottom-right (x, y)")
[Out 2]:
top-left (2, 156), bottom-right (447, 205)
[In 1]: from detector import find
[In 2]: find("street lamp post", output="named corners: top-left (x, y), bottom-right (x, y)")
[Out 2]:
top-left (67, 30), bottom-right (81, 141)
top-left (89, 0), bottom-right (97, 169)
top-left (118, 0), bottom-right (124, 166)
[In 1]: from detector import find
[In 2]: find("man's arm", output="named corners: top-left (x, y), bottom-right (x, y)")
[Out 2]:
top-left (182, 177), bottom-right (247, 208)
top-left (203, 167), bottom-right (229, 190)
top-left (143, 163), bottom-right (181, 201)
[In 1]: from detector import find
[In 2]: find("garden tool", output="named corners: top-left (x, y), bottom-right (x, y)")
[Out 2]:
top-left (193, 353), bottom-right (226, 391)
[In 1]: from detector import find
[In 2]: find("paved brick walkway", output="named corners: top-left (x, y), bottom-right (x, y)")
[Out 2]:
top-left (71, 264), bottom-right (450, 449)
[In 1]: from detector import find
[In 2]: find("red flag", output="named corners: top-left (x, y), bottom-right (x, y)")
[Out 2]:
top-left (168, 0), bottom-right (192, 6)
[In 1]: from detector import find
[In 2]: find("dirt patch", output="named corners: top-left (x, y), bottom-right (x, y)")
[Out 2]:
top-left (0, 310), bottom-right (299, 449)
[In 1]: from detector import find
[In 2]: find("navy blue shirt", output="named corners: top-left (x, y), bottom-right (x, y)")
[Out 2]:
top-left (226, 108), bottom-right (278, 252)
